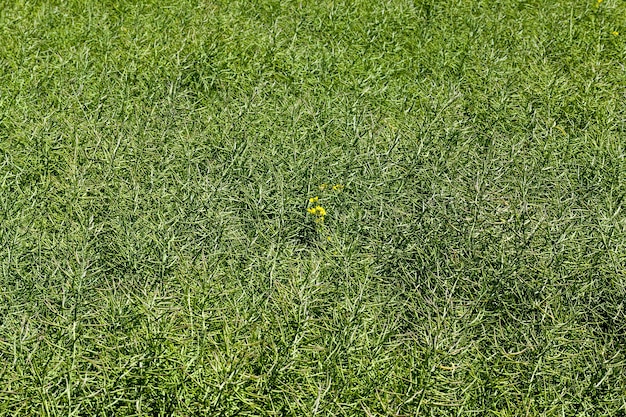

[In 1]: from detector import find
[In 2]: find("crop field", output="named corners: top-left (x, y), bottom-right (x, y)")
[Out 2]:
top-left (0, 0), bottom-right (625, 415)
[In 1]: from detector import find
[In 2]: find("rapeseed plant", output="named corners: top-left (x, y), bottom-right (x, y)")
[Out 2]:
top-left (307, 204), bottom-right (327, 223)
top-left (307, 183), bottom-right (343, 226)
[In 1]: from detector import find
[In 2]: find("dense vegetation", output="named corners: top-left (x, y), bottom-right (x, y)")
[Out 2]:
top-left (1, 0), bottom-right (625, 415)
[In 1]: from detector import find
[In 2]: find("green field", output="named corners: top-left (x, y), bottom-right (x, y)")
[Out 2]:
top-left (1, 0), bottom-right (625, 415)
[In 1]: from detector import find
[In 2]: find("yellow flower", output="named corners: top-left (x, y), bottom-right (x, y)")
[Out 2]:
top-left (318, 183), bottom-right (328, 191)
top-left (612, 31), bottom-right (619, 36)
top-left (332, 184), bottom-right (344, 191)
top-left (309, 196), bottom-right (319, 204)
top-left (307, 205), bottom-right (327, 223)
top-left (309, 206), bottom-right (325, 216)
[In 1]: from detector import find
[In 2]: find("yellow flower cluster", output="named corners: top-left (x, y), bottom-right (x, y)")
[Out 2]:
top-left (307, 203), bottom-right (327, 223)
top-left (307, 205), bottom-right (326, 217)
top-left (307, 183), bottom-right (343, 225)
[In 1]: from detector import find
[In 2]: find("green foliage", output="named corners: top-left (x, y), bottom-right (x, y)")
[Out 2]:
top-left (1, 0), bottom-right (625, 415)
